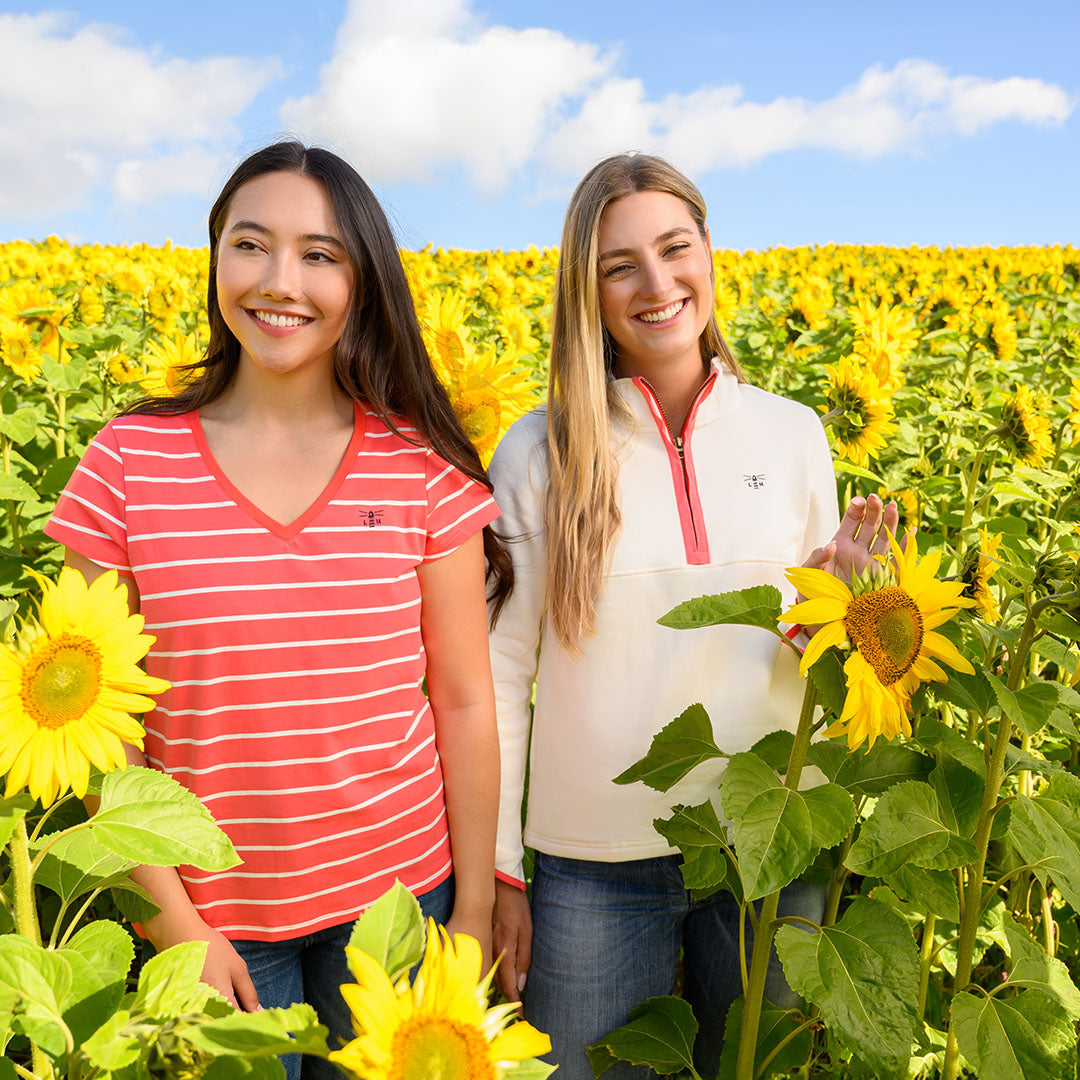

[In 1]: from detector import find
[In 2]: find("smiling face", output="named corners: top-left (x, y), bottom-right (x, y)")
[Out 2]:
top-left (596, 189), bottom-right (713, 381)
top-left (215, 170), bottom-right (354, 383)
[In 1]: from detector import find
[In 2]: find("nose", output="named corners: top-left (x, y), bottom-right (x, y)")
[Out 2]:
top-left (260, 254), bottom-right (301, 301)
top-left (639, 254), bottom-right (674, 299)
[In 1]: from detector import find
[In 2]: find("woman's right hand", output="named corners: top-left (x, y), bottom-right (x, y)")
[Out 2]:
top-left (146, 912), bottom-right (260, 1012)
top-left (492, 878), bottom-right (532, 1004)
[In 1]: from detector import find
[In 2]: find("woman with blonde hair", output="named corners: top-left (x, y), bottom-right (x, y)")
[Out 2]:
top-left (488, 153), bottom-right (897, 1078)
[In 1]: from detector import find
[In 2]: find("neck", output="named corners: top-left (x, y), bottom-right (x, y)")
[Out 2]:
top-left (209, 364), bottom-right (353, 428)
top-left (620, 355), bottom-right (711, 436)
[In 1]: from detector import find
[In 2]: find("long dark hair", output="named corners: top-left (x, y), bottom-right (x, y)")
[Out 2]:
top-left (126, 140), bottom-right (512, 611)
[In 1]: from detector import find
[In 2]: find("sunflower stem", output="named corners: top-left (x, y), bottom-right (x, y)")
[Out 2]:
top-left (735, 678), bottom-right (818, 1080)
top-left (916, 912), bottom-right (937, 1025)
top-left (942, 612), bottom-right (1037, 1080)
top-left (10, 815), bottom-right (42, 946)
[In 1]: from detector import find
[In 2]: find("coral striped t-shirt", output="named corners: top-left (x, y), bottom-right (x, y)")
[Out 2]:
top-left (45, 402), bottom-right (498, 941)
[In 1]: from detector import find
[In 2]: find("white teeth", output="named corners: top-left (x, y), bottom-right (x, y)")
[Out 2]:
top-left (637, 299), bottom-right (686, 323)
top-left (252, 310), bottom-right (308, 327)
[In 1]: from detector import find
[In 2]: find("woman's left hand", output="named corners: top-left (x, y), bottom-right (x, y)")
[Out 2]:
top-left (802, 493), bottom-right (901, 582)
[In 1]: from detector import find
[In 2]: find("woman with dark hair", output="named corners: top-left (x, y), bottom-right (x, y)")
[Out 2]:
top-left (46, 142), bottom-right (508, 1078)
top-left (488, 153), bottom-right (898, 1078)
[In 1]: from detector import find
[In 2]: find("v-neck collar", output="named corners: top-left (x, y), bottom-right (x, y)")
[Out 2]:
top-left (189, 401), bottom-right (367, 541)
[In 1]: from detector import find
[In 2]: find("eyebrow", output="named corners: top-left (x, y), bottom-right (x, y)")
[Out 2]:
top-left (598, 226), bottom-right (695, 262)
top-left (226, 220), bottom-right (347, 249)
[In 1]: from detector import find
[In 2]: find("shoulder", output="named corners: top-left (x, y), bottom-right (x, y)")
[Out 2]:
top-left (735, 382), bottom-right (824, 441)
top-left (489, 408), bottom-right (548, 482)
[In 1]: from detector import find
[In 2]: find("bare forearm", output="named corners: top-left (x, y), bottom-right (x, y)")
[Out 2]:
top-left (436, 701), bottom-right (499, 916)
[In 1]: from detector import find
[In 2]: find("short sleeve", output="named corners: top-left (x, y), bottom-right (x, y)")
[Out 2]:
top-left (44, 423), bottom-right (132, 576)
top-left (422, 449), bottom-right (499, 561)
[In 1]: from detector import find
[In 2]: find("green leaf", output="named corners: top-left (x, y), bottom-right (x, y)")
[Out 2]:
top-left (585, 995), bottom-right (697, 1077)
top-left (989, 674), bottom-right (1078, 737)
top-left (30, 828), bottom-right (138, 906)
top-left (0, 408), bottom-right (39, 445)
top-left (749, 729), bottom-right (794, 772)
top-left (775, 897), bottom-right (919, 1080)
top-left (347, 881), bottom-right (426, 984)
top-left (39, 456), bottom-right (80, 497)
top-left (913, 717), bottom-right (986, 778)
top-left (203, 1058), bottom-right (289, 1078)
top-left (0, 797), bottom-right (29, 850)
top-left (657, 585), bottom-right (783, 631)
top-left (808, 738), bottom-right (932, 796)
top-left (845, 780), bottom-right (977, 877)
top-left (807, 648), bottom-right (847, 716)
top-left (92, 765), bottom-right (239, 871)
top-left (1037, 609), bottom-right (1080, 641)
top-left (931, 666), bottom-right (996, 716)
top-left (0, 934), bottom-right (73, 1057)
top-left (82, 1009), bottom-right (141, 1071)
top-left (132, 940), bottom-right (213, 1019)
top-left (499, 1060), bottom-right (558, 1080)
top-left (929, 754), bottom-right (983, 838)
top-left (0, 473), bottom-right (39, 502)
top-left (832, 458), bottom-right (886, 485)
top-left (1007, 771), bottom-right (1080, 913)
top-left (59, 921), bottom-right (134, 1048)
top-left (716, 997), bottom-right (812, 1079)
top-left (951, 989), bottom-right (1077, 1080)
top-left (653, 800), bottom-right (739, 900)
top-left (186, 1002), bottom-right (330, 1058)
top-left (880, 864), bottom-right (960, 922)
top-left (1000, 912), bottom-right (1080, 1020)
top-left (721, 753), bottom-right (854, 900)
top-left (613, 703), bottom-right (723, 792)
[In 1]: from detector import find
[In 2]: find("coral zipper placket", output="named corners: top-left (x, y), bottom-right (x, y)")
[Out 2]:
top-left (634, 373), bottom-right (716, 565)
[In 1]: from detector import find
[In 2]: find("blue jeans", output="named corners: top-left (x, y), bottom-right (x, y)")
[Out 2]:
top-left (524, 853), bottom-right (823, 1080)
top-left (233, 875), bottom-right (454, 1080)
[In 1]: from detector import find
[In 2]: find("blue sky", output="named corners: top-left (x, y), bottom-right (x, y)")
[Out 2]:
top-left (1, 0), bottom-right (1077, 251)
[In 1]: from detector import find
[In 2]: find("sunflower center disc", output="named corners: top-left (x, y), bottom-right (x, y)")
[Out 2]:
top-left (391, 1016), bottom-right (495, 1080)
top-left (844, 586), bottom-right (923, 686)
top-left (21, 634), bottom-right (103, 729)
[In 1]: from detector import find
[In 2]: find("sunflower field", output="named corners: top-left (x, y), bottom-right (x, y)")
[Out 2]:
top-left (1, 235), bottom-right (1079, 1079)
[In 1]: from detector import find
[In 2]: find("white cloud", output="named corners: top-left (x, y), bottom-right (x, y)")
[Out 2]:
top-left (112, 147), bottom-right (229, 205)
top-left (280, 0), bottom-right (610, 192)
top-left (282, 0), bottom-right (1073, 198)
top-left (0, 12), bottom-right (280, 218)
top-left (543, 59), bottom-right (1074, 178)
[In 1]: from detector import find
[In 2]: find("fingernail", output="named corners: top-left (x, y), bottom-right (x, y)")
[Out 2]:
top-left (852, 497), bottom-right (865, 508)
top-left (518, 972), bottom-right (527, 991)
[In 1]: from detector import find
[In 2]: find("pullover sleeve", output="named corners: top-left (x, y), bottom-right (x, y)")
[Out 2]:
top-left (487, 412), bottom-right (549, 886)
top-left (798, 414), bottom-right (841, 562)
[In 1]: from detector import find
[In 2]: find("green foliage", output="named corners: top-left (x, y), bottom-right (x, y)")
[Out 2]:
top-left (346, 879), bottom-right (426, 983)
top-left (614, 703), bottom-right (724, 792)
top-left (720, 752), bottom-right (855, 900)
top-left (1007, 771), bottom-right (1080, 912)
top-left (951, 991), bottom-right (1077, 1080)
top-left (586, 996), bottom-right (699, 1078)
top-left (775, 898), bottom-right (920, 1079)
top-left (658, 586), bottom-right (783, 632)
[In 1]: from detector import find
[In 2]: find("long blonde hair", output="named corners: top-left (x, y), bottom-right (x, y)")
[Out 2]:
top-left (545, 153), bottom-right (742, 653)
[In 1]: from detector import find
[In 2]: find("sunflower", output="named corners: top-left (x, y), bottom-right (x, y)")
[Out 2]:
top-left (960, 529), bottom-right (1003, 622)
top-left (1068, 377), bottom-right (1080, 445)
top-left (782, 532), bottom-right (975, 749)
top-left (996, 383), bottom-right (1053, 467)
top-left (0, 315), bottom-right (42, 381)
top-left (330, 919), bottom-right (552, 1080)
top-left (820, 356), bottom-right (897, 468)
top-left (0, 568), bottom-right (169, 806)
top-left (140, 333), bottom-right (203, 397)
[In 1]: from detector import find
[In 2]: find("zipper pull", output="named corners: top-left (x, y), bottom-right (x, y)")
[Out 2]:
top-left (675, 435), bottom-right (684, 460)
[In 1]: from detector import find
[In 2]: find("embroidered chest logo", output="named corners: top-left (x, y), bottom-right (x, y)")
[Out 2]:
top-left (743, 473), bottom-right (766, 490)
top-left (359, 508), bottom-right (385, 527)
